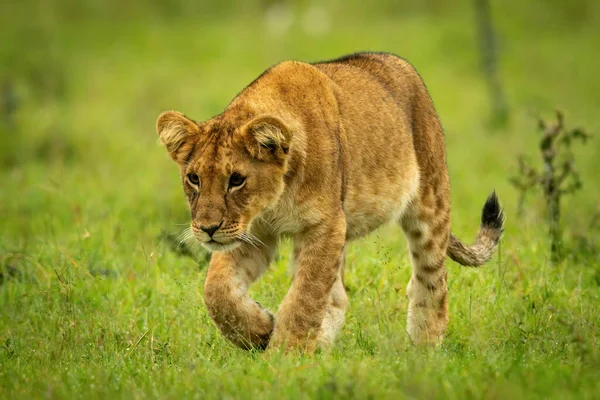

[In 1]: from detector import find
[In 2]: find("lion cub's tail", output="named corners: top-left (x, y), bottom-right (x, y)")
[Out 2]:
top-left (447, 192), bottom-right (505, 267)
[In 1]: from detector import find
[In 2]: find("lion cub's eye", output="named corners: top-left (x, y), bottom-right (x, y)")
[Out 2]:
top-left (229, 172), bottom-right (246, 189)
top-left (187, 173), bottom-right (200, 187)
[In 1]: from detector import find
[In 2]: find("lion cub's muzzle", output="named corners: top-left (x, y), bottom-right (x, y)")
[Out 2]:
top-left (191, 220), bottom-right (244, 252)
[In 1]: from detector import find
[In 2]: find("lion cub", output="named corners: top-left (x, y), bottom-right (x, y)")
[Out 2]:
top-left (156, 52), bottom-right (504, 351)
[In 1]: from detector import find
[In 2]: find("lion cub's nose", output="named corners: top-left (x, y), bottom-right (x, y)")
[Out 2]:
top-left (200, 224), bottom-right (220, 237)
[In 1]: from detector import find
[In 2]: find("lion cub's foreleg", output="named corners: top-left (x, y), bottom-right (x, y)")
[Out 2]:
top-left (400, 186), bottom-right (451, 346)
top-left (203, 238), bottom-right (276, 350)
top-left (316, 247), bottom-right (349, 347)
top-left (269, 212), bottom-right (347, 352)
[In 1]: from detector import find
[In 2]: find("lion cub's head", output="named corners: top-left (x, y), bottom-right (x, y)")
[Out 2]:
top-left (156, 110), bottom-right (292, 252)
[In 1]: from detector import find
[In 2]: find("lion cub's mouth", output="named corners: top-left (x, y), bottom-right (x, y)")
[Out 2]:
top-left (201, 238), bottom-right (241, 253)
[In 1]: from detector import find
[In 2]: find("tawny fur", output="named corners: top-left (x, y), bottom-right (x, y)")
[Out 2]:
top-left (156, 52), bottom-right (504, 351)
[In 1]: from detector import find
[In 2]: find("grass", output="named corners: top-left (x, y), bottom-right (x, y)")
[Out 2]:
top-left (1, 1), bottom-right (599, 398)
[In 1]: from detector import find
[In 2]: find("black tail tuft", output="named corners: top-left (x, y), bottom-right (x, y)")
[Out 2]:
top-left (481, 191), bottom-right (504, 230)
top-left (448, 191), bottom-right (505, 266)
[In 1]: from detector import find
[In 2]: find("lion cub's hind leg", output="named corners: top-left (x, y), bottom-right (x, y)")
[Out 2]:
top-left (400, 187), bottom-right (451, 346)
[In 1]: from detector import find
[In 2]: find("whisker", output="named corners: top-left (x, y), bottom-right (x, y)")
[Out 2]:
top-left (246, 232), bottom-right (266, 247)
top-left (177, 227), bottom-right (192, 237)
top-left (257, 215), bottom-right (276, 230)
top-left (244, 234), bottom-right (260, 249)
top-left (234, 222), bottom-right (270, 250)
top-left (178, 232), bottom-right (191, 243)
top-left (178, 228), bottom-right (198, 247)
top-left (238, 232), bottom-right (259, 249)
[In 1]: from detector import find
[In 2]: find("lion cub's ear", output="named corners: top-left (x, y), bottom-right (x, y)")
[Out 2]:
top-left (156, 111), bottom-right (200, 164)
top-left (242, 115), bottom-right (292, 162)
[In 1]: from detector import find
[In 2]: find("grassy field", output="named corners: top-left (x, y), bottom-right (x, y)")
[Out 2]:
top-left (1, 1), bottom-right (599, 398)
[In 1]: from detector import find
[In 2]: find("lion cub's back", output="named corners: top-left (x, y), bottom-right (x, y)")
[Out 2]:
top-left (314, 53), bottom-right (423, 239)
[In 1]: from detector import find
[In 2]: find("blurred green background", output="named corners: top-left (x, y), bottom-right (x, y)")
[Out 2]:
top-left (1, 1), bottom-right (599, 399)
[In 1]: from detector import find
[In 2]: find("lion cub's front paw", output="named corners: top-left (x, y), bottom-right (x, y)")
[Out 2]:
top-left (267, 328), bottom-right (318, 354)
